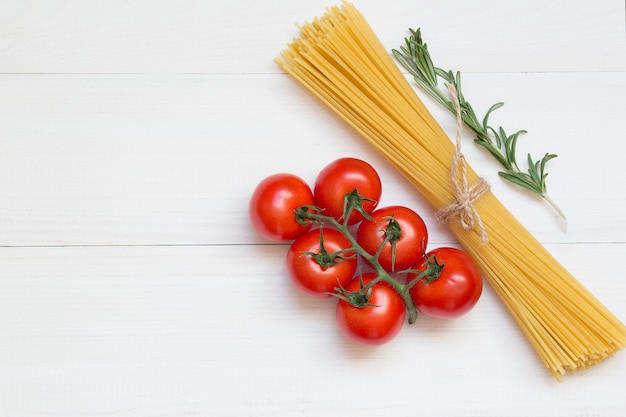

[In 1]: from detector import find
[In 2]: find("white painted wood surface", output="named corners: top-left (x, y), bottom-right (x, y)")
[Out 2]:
top-left (1, 1), bottom-right (625, 416)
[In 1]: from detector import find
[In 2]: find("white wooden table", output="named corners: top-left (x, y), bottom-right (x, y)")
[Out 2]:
top-left (1, 1), bottom-right (625, 416)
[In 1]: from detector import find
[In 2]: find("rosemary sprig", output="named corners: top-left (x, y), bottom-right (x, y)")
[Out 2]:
top-left (392, 28), bottom-right (565, 221)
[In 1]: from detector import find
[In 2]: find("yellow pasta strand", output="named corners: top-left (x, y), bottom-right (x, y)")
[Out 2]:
top-left (275, 1), bottom-right (626, 380)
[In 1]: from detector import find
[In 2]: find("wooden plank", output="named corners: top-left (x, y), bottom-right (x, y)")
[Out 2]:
top-left (0, 244), bottom-right (624, 416)
top-left (1, 72), bottom-right (625, 246)
top-left (0, 0), bottom-right (624, 74)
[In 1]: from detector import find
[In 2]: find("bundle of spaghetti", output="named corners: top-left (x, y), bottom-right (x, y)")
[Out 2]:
top-left (275, 1), bottom-right (626, 380)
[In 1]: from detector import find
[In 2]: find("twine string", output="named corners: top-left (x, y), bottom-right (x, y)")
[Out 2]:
top-left (436, 84), bottom-right (490, 244)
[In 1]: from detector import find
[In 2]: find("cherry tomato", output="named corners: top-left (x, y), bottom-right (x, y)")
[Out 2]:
top-left (335, 273), bottom-right (406, 346)
top-left (356, 205), bottom-right (428, 272)
top-left (314, 157), bottom-right (382, 225)
top-left (408, 247), bottom-right (483, 319)
top-left (286, 228), bottom-right (357, 298)
top-left (249, 173), bottom-right (314, 242)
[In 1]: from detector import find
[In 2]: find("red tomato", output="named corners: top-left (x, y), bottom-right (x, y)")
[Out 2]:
top-left (314, 158), bottom-right (382, 225)
top-left (286, 228), bottom-right (357, 298)
top-left (249, 173), bottom-right (314, 242)
top-left (408, 247), bottom-right (483, 319)
top-left (335, 273), bottom-right (406, 346)
top-left (356, 205), bottom-right (428, 272)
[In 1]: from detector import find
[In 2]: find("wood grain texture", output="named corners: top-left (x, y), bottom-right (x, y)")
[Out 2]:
top-left (1, 72), bottom-right (625, 246)
top-left (0, 245), bottom-right (625, 416)
top-left (1, 1), bottom-right (625, 416)
top-left (0, 0), bottom-right (624, 73)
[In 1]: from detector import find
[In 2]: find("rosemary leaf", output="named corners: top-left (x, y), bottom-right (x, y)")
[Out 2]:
top-left (392, 28), bottom-right (565, 221)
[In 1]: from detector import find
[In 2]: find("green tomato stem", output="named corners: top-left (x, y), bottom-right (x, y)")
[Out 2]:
top-left (300, 209), bottom-right (422, 324)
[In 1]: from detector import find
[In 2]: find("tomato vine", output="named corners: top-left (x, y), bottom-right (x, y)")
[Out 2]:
top-left (251, 157), bottom-right (483, 345)
top-left (296, 193), bottom-right (442, 324)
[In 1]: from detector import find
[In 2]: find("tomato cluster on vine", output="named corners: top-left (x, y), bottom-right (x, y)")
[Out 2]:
top-left (249, 157), bottom-right (483, 346)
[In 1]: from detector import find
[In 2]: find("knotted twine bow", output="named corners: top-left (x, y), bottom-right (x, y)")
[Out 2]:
top-left (436, 84), bottom-right (490, 244)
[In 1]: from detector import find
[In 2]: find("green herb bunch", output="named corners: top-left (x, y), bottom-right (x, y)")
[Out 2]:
top-left (393, 28), bottom-right (565, 221)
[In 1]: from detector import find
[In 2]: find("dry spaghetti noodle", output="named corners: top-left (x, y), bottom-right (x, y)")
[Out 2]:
top-left (275, 1), bottom-right (626, 380)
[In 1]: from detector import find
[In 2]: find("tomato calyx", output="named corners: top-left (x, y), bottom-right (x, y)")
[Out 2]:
top-left (378, 215), bottom-right (402, 271)
top-left (301, 228), bottom-right (356, 270)
top-left (341, 189), bottom-right (376, 224)
top-left (422, 254), bottom-right (446, 283)
top-left (406, 252), bottom-right (445, 288)
top-left (297, 190), bottom-right (376, 227)
top-left (330, 274), bottom-right (379, 308)
top-left (295, 205), bottom-right (321, 227)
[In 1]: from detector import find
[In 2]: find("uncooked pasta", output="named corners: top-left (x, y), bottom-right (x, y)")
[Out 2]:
top-left (275, 1), bottom-right (626, 380)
